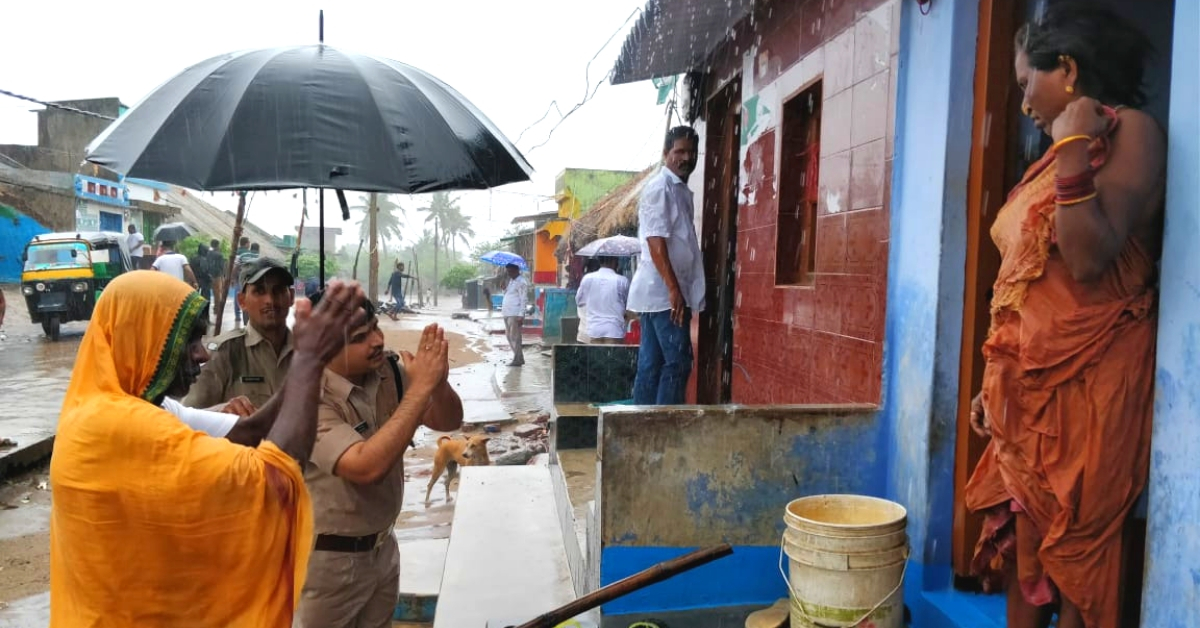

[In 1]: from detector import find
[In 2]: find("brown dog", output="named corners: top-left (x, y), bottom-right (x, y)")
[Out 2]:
top-left (425, 435), bottom-right (491, 504)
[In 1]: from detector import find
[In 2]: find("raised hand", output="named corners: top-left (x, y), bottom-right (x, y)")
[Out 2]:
top-left (292, 280), bottom-right (368, 364)
top-left (400, 323), bottom-right (450, 395)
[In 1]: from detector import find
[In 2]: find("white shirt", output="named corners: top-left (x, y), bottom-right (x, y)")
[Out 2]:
top-left (627, 167), bottom-right (706, 313)
top-left (152, 252), bottom-right (189, 282)
top-left (502, 274), bottom-right (529, 317)
top-left (127, 232), bottom-right (144, 258)
top-left (575, 267), bottom-right (630, 339)
top-left (161, 397), bottom-right (237, 438)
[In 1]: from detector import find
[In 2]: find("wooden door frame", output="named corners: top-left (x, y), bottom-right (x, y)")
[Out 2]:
top-left (697, 75), bottom-right (742, 404)
top-left (952, 0), bottom-right (1024, 578)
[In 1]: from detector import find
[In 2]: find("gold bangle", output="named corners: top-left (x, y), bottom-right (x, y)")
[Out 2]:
top-left (1052, 135), bottom-right (1092, 153)
top-left (1057, 192), bottom-right (1098, 206)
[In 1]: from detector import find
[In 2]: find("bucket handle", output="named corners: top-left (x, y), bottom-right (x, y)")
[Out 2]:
top-left (777, 535), bottom-right (909, 628)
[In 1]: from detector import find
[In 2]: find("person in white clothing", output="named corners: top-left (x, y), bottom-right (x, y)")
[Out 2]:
top-left (152, 240), bottom-right (199, 288)
top-left (163, 393), bottom-right (284, 445)
top-left (575, 257), bottom-right (630, 345)
top-left (627, 126), bottom-right (704, 405)
top-left (501, 263), bottom-right (529, 366)
top-left (127, 224), bottom-right (145, 269)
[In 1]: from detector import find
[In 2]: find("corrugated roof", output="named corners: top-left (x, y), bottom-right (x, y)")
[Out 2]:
top-left (611, 0), bottom-right (754, 85)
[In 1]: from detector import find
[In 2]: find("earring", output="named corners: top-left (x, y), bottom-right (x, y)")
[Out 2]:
top-left (1066, 85), bottom-right (1075, 94)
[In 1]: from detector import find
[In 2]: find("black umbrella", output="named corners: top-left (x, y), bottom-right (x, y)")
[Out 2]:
top-left (152, 221), bottom-right (194, 243)
top-left (84, 44), bottom-right (533, 193)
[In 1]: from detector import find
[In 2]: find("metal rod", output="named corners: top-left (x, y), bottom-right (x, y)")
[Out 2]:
top-left (319, 189), bottom-right (326, 285)
top-left (319, 10), bottom-right (324, 43)
top-left (510, 544), bottom-right (734, 628)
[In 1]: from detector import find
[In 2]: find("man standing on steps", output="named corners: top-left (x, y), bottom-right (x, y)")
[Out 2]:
top-left (296, 293), bottom-right (462, 628)
top-left (184, 257), bottom-right (296, 410)
top-left (501, 262), bottom-right (529, 366)
top-left (628, 126), bottom-right (705, 405)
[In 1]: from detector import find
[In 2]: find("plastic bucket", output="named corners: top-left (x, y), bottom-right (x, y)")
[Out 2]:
top-left (780, 495), bottom-right (909, 628)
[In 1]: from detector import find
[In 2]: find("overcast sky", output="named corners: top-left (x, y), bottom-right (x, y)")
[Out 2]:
top-left (0, 0), bottom-right (668, 250)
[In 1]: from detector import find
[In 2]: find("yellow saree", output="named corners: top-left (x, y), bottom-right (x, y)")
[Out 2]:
top-left (49, 271), bottom-right (313, 627)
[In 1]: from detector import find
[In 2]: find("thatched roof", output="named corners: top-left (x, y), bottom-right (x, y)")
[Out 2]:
top-left (560, 165), bottom-right (656, 257)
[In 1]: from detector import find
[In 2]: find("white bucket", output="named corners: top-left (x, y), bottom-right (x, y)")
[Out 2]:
top-left (779, 495), bottom-right (909, 628)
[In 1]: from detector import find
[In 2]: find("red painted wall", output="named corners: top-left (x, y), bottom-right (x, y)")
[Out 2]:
top-left (698, 0), bottom-right (898, 405)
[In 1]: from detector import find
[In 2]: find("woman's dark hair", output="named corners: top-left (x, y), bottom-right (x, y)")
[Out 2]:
top-left (1016, 2), bottom-right (1153, 108)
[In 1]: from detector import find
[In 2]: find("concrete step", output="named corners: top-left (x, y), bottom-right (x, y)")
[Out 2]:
top-left (433, 466), bottom-right (577, 628)
top-left (393, 538), bottom-right (449, 623)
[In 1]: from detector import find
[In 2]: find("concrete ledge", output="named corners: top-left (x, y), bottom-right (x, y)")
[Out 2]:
top-left (0, 435), bottom-right (54, 479)
top-left (434, 466), bottom-right (575, 628)
top-left (551, 404), bottom-right (599, 453)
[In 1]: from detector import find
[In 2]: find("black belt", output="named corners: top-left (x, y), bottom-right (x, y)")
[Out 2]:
top-left (314, 531), bottom-right (385, 553)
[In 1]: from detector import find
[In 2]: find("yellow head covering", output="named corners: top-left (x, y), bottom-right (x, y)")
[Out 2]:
top-left (50, 270), bottom-right (312, 627)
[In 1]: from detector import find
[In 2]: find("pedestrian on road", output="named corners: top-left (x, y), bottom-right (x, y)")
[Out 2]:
top-left (126, 224), bottom-right (145, 269)
top-left (48, 270), bottom-right (368, 627)
top-left (208, 239), bottom-right (227, 314)
top-left (232, 237), bottom-right (255, 326)
top-left (576, 256), bottom-right (630, 345)
top-left (151, 240), bottom-right (199, 289)
top-left (501, 263), bottom-right (528, 366)
top-left (627, 126), bottom-right (705, 405)
top-left (184, 257), bottom-right (295, 410)
top-left (295, 294), bottom-right (462, 628)
top-left (192, 244), bottom-right (214, 320)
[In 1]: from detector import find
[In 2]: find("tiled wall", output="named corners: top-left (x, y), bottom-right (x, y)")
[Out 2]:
top-left (551, 344), bottom-right (639, 404)
top-left (712, 0), bottom-right (897, 405)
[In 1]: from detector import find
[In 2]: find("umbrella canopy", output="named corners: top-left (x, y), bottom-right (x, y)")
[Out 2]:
top-left (479, 250), bottom-right (527, 270)
top-left (152, 222), bottom-right (195, 243)
top-left (574, 235), bottom-right (641, 257)
top-left (84, 45), bottom-right (533, 193)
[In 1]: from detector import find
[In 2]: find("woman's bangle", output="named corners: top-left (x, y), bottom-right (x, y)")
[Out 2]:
top-left (1057, 192), bottom-right (1098, 206)
top-left (1052, 134), bottom-right (1092, 153)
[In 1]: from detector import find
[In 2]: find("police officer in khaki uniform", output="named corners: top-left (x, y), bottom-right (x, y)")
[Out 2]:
top-left (296, 292), bottom-right (463, 628)
top-left (184, 257), bottom-right (296, 410)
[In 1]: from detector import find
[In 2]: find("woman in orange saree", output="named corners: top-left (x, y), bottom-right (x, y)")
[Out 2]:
top-left (963, 5), bottom-right (1166, 628)
top-left (49, 271), bottom-right (365, 627)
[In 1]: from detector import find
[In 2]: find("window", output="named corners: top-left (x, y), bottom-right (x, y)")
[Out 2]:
top-left (86, 182), bottom-right (96, 194)
top-left (776, 81), bottom-right (822, 286)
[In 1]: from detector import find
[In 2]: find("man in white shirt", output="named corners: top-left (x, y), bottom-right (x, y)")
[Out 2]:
top-left (501, 263), bottom-right (529, 366)
top-left (127, 224), bottom-right (145, 269)
top-left (152, 240), bottom-right (199, 288)
top-left (575, 257), bottom-right (630, 345)
top-left (627, 126), bottom-right (704, 405)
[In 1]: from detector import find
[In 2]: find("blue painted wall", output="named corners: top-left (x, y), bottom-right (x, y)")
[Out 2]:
top-left (0, 204), bottom-right (50, 283)
top-left (597, 406), bottom-right (884, 614)
top-left (882, 0), bottom-right (976, 610)
top-left (1143, 2), bottom-right (1200, 625)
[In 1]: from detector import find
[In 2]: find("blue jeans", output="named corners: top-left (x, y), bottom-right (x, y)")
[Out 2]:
top-left (632, 310), bottom-right (693, 405)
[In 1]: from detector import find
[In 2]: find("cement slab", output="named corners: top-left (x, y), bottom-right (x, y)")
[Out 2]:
top-left (0, 592), bottom-right (49, 628)
top-left (434, 466), bottom-right (575, 628)
top-left (398, 537), bottom-right (449, 596)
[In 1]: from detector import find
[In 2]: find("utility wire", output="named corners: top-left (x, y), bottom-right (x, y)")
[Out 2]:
top-left (515, 7), bottom-right (641, 153)
top-left (0, 88), bottom-right (117, 121)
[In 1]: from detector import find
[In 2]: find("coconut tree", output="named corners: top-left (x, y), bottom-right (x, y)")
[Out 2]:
top-left (352, 194), bottom-right (405, 301)
top-left (418, 192), bottom-right (462, 306)
top-left (440, 205), bottom-right (476, 259)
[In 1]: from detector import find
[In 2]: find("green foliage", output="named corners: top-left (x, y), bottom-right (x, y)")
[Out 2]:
top-left (294, 252), bottom-right (338, 280)
top-left (440, 263), bottom-right (478, 291)
top-left (178, 235), bottom-right (232, 260)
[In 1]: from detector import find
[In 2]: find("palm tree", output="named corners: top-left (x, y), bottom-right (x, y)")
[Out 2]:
top-left (418, 192), bottom-right (462, 306)
top-left (352, 194), bottom-right (405, 301)
top-left (440, 205), bottom-right (476, 259)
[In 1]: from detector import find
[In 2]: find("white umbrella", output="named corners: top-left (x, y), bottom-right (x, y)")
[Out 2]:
top-left (575, 235), bottom-right (641, 257)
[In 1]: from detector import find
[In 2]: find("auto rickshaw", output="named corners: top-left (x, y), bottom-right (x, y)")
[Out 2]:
top-left (20, 232), bottom-right (133, 340)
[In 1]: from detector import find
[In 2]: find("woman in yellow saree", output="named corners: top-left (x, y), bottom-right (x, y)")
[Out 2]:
top-left (50, 270), bottom-right (365, 627)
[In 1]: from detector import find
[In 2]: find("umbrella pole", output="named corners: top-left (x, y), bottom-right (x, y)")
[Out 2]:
top-left (213, 191), bottom-right (247, 335)
top-left (319, 189), bottom-right (326, 286)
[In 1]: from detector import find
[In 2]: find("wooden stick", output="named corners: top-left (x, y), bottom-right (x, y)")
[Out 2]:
top-left (510, 544), bottom-right (734, 628)
top-left (212, 191), bottom-right (246, 335)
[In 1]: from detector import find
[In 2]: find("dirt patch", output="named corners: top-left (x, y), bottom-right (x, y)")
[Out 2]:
top-left (0, 465), bottom-right (51, 604)
top-left (379, 324), bottom-right (485, 369)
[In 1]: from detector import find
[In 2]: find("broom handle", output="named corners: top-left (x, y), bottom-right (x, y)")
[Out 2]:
top-left (511, 544), bottom-right (734, 628)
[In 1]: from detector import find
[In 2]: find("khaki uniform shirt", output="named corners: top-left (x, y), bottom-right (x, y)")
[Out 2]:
top-left (183, 324), bottom-right (293, 409)
top-left (306, 360), bottom-right (407, 537)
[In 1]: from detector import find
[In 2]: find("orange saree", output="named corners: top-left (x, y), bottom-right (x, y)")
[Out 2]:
top-left (963, 115), bottom-right (1158, 628)
top-left (49, 271), bottom-right (313, 627)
